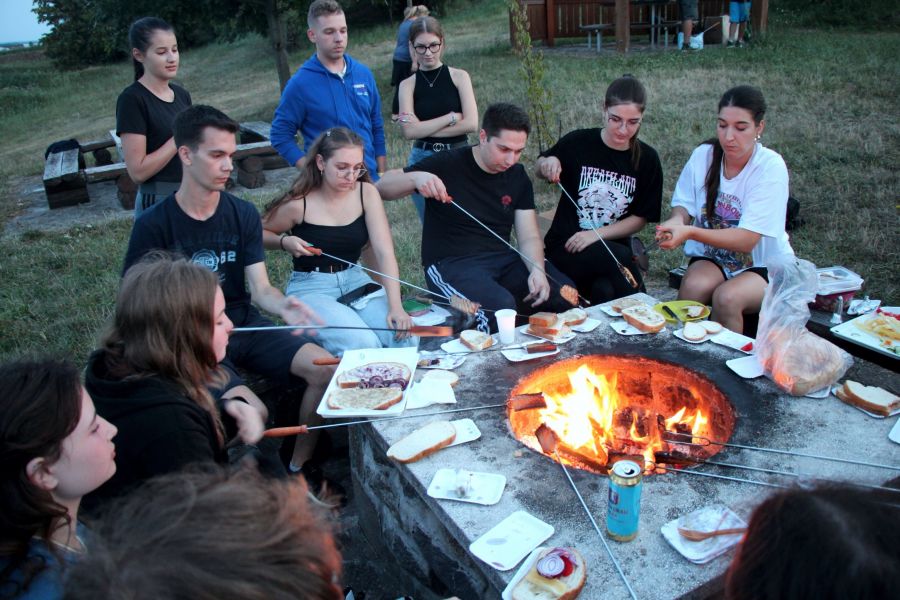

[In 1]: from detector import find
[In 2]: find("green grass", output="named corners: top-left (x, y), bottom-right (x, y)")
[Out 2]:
top-left (1, 0), bottom-right (898, 363)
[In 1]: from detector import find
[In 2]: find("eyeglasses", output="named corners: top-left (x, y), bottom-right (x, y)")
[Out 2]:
top-left (335, 166), bottom-right (367, 179)
top-left (413, 42), bottom-right (442, 55)
top-left (607, 113), bottom-right (642, 130)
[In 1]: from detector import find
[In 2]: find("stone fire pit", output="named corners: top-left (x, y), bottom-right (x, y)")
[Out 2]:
top-left (350, 300), bottom-right (899, 599)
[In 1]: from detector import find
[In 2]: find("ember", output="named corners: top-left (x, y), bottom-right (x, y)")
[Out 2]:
top-left (507, 355), bottom-right (736, 474)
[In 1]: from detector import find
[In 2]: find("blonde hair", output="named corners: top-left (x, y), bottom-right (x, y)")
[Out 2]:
top-left (404, 4), bottom-right (429, 19)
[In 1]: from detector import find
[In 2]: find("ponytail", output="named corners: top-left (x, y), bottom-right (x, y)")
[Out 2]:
top-left (128, 17), bottom-right (174, 81)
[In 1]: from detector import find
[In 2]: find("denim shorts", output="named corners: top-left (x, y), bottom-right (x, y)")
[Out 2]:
top-left (407, 145), bottom-right (435, 223)
top-left (730, 1), bottom-right (752, 23)
top-left (286, 266), bottom-right (417, 356)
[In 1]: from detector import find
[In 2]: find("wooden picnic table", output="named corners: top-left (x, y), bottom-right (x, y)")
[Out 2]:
top-left (578, 0), bottom-right (677, 52)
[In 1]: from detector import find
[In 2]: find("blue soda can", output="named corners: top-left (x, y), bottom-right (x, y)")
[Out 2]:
top-left (607, 460), bottom-right (643, 541)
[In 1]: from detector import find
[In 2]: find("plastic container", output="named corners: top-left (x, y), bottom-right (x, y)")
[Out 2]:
top-left (812, 266), bottom-right (864, 312)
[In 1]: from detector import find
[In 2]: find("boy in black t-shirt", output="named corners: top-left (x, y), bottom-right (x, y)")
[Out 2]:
top-left (123, 105), bottom-right (335, 474)
top-left (377, 103), bottom-right (574, 332)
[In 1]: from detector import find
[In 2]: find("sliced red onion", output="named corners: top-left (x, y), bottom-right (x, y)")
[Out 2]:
top-left (536, 554), bottom-right (565, 578)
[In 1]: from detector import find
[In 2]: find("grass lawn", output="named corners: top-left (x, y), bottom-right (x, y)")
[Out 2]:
top-left (0, 0), bottom-right (897, 364)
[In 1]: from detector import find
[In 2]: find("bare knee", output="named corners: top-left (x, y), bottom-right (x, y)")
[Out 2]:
top-left (291, 343), bottom-right (335, 387)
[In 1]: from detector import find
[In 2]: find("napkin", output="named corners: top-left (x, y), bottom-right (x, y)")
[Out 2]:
top-left (405, 378), bottom-right (456, 410)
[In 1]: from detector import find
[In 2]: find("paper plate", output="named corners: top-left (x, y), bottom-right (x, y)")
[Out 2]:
top-left (653, 301), bottom-right (710, 324)
top-left (470, 511), bottom-right (554, 571)
top-left (427, 468), bottom-right (505, 505)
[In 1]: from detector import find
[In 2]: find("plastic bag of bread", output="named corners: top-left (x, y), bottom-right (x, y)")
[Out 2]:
top-left (756, 256), bottom-right (853, 396)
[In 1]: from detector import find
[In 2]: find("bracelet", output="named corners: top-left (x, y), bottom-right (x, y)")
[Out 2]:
top-left (279, 233), bottom-right (288, 251)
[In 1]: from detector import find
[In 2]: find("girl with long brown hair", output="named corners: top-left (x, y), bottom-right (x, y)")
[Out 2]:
top-left (262, 128), bottom-right (414, 356)
top-left (0, 358), bottom-right (117, 598)
top-left (657, 85), bottom-right (794, 334)
top-left (535, 75), bottom-right (663, 304)
top-left (82, 255), bottom-right (264, 513)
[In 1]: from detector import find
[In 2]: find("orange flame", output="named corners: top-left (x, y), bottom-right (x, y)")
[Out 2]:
top-left (538, 365), bottom-right (712, 469)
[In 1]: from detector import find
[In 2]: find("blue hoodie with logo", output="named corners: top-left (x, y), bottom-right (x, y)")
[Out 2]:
top-left (271, 53), bottom-right (386, 177)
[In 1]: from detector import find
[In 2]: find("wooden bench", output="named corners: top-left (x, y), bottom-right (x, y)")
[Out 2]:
top-left (580, 19), bottom-right (681, 51)
top-left (43, 148), bottom-right (88, 209)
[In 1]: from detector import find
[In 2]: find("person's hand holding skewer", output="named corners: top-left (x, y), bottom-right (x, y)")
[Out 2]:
top-left (387, 306), bottom-right (413, 340)
top-left (280, 234), bottom-right (318, 258)
top-left (523, 269), bottom-right (551, 307)
top-left (412, 172), bottom-right (453, 203)
top-left (537, 155), bottom-right (562, 183)
top-left (224, 399), bottom-right (265, 444)
top-left (653, 224), bottom-right (680, 250)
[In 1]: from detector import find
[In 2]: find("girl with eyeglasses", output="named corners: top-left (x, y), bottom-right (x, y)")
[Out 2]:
top-left (535, 75), bottom-right (663, 304)
top-left (656, 86), bottom-right (793, 335)
top-left (261, 128), bottom-right (415, 355)
top-left (396, 16), bottom-right (478, 222)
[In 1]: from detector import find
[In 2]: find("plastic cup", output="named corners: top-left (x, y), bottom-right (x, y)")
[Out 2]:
top-left (495, 309), bottom-right (517, 345)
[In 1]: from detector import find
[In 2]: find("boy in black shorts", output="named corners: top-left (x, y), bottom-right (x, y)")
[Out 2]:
top-left (123, 105), bottom-right (335, 474)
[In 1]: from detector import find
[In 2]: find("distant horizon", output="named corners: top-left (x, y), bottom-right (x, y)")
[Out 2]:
top-left (0, 0), bottom-right (51, 45)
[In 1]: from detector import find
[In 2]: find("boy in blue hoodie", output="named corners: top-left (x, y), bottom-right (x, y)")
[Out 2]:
top-left (271, 1), bottom-right (387, 179)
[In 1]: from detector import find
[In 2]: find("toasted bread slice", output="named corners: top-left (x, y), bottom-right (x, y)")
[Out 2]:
top-left (326, 387), bottom-right (403, 411)
top-left (529, 312), bottom-right (559, 328)
top-left (421, 369), bottom-right (459, 388)
top-left (560, 308), bottom-right (588, 326)
top-left (527, 323), bottom-right (572, 341)
top-left (621, 305), bottom-right (665, 333)
top-left (511, 547), bottom-right (586, 600)
top-left (700, 320), bottom-right (723, 335)
top-left (682, 321), bottom-right (708, 341)
top-left (386, 420), bottom-right (457, 463)
top-left (685, 305), bottom-right (706, 318)
top-left (610, 297), bottom-right (647, 313)
top-left (842, 380), bottom-right (900, 416)
top-left (460, 329), bottom-right (493, 351)
top-left (336, 361), bottom-right (412, 389)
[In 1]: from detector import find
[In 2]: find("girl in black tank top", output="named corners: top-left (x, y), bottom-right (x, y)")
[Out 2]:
top-left (260, 128), bottom-right (414, 355)
top-left (396, 16), bottom-right (479, 223)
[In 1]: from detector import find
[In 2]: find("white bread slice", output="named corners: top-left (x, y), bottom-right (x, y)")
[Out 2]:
top-left (336, 361), bottom-right (412, 389)
top-left (685, 305), bottom-right (706, 318)
top-left (682, 321), bottom-right (708, 341)
top-left (326, 387), bottom-right (403, 410)
top-left (700, 320), bottom-right (723, 335)
top-left (529, 312), bottom-right (559, 328)
top-left (460, 329), bottom-right (493, 351)
top-left (610, 297), bottom-right (647, 313)
top-left (621, 305), bottom-right (665, 333)
top-left (560, 308), bottom-right (587, 326)
top-left (386, 421), bottom-right (457, 463)
top-left (842, 380), bottom-right (900, 416)
top-left (527, 322), bottom-right (572, 341)
top-left (422, 369), bottom-right (459, 387)
top-left (511, 547), bottom-right (586, 600)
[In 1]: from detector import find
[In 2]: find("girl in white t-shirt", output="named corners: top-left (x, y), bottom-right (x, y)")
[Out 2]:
top-left (657, 86), bottom-right (793, 334)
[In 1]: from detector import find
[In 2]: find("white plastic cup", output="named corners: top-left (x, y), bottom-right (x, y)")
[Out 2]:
top-left (495, 309), bottom-right (517, 345)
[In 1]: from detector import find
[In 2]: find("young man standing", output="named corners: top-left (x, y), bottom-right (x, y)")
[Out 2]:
top-left (270, 0), bottom-right (387, 178)
top-left (376, 103), bottom-right (576, 333)
top-left (123, 105), bottom-right (334, 476)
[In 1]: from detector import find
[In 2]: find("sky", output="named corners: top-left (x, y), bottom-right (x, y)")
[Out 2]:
top-left (0, 0), bottom-right (51, 44)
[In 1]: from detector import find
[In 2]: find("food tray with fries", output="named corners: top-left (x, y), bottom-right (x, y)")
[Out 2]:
top-left (831, 306), bottom-right (900, 360)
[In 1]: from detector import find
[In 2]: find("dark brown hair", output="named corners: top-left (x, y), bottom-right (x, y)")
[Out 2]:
top-left (62, 466), bottom-right (343, 600)
top-left (0, 358), bottom-right (82, 595)
top-left (408, 15), bottom-right (443, 43)
top-left (173, 104), bottom-right (239, 152)
top-left (704, 85), bottom-right (766, 222)
top-left (605, 74), bottom-right (647, 170)
top-left (103, 254), bottom-right (226, 445)
top-left (263, 127), bottom-right (370, 219)
top-left (725, 484), bottom-right (900, 600)
top-left (482, 102), bottom-right (530, 138)
top-left (128, 17), bottom-right (174, 81)
top-left (307, 0), bottom-right (343, 28)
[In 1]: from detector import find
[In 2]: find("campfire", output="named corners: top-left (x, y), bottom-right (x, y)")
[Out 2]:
top-left (507, 355), bottom-right (737, 474)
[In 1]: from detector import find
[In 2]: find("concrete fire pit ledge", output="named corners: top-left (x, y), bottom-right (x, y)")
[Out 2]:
top-left (350, 298), bottom-right (899, 600)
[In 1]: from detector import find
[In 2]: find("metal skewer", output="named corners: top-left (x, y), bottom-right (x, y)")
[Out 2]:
top-left (664, 431), bottom-right (900, 472)
top-left (446, 199), bottom-right (588, 306)
top-left (556, 182), bottom-right (639, 289)
top-left (535, 425), bottom-right (637, 600)
top-left (232, 324), bottom-right (452, 337)
top-left (260, 402), bottom-right (508, 437)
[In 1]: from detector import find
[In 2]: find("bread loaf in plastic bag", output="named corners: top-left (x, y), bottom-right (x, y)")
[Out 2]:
top-left (756, 256), bottom-right (853, 396)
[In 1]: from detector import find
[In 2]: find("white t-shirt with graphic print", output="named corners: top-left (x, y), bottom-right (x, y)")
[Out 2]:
top-left (672, 143), bottom-right (794, 278)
